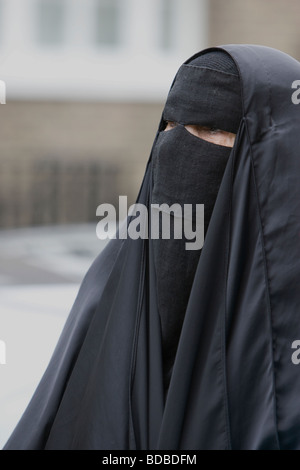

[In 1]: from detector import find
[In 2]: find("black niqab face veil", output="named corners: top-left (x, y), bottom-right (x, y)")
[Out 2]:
top-left (151, 52), bottom-right (242, 391)
top-left (4, 46), bottom-right (300, 450)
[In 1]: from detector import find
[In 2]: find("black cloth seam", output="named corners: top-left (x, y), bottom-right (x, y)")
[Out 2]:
top-left (222, 121), bottom-right (244, 450)
top-left (183, 64), bottom-right (240, 78)
top-left (244, 114), bottom-right (281, 450)
top-left (128, 238), bottom-right (147, 450)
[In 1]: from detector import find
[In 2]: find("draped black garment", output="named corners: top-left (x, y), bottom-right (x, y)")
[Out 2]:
top-left (4, 45), bottom-right (300, 450)
top-left (151, 52), bottom-right (242, 394)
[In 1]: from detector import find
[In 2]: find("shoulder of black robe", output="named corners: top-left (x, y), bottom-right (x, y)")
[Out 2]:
top-left (4, 45), bottom-right (300, 450)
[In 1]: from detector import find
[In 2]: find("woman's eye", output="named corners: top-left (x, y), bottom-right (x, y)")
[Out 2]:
top-left (164, 121), bottom-right (178, 131)
top-left (198, 126), bottom-right (220, 134)
top-left (168, 121), bottom-right (177, 128)
top-left (209, 127), bottom-right (220, 134)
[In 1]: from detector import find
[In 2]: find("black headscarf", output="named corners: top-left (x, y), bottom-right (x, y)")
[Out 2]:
top-left (4, 45), bottom-right (300, 450)
top-left (151, 51), bottom-right (242, 392)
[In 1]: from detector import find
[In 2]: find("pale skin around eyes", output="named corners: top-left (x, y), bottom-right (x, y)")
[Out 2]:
top-left (164, 121), bottom-right (236, 148)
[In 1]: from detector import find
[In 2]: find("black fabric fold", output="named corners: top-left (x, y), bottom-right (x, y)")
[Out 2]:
top-left (163, 65), bottom-right (242, 134)
top-left (151, 125), bottom-right (232, 393)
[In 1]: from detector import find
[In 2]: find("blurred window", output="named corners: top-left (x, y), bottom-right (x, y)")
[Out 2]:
top-left (94, 0), bottom-right (121, 47)
top-left (36, 0), bottom-right (66, 46)
top-left (160, 0), bottom-right (175, 51)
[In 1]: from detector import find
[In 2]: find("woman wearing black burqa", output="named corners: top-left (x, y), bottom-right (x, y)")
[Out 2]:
top-left (4, 45), bottom-right (300, 450)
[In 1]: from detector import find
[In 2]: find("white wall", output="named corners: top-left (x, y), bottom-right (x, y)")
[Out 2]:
top-left (0, 0), bottom-right (208, 101)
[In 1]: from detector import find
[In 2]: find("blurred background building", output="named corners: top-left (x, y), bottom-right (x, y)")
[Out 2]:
top-left (209, 0), bottom-right (300, 57)
top-left (0, 0), bottom-right (206, 228)
top-left (0, 0), bottom-right (300, 228)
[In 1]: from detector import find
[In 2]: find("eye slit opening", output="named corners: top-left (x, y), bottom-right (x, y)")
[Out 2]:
top-left (164, 120), bottom-right (178, 131)
top-left (184, 124), bottom-right (236, 147)
top-left (192, 125), bottom-right (221, 134)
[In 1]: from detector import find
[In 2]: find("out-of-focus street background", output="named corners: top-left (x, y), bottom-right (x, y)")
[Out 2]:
top-left (1, 0), bottom-right (300, 448)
